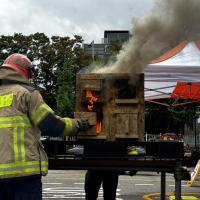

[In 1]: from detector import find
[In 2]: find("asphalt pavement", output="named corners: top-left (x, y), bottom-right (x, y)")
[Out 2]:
top-left (42, 169), bottom-right (200, 200)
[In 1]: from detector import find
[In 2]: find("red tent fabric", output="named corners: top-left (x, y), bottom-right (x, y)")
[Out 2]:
top-left (172, 82), bottom-right (200, 100)
top-left (151, 41), bottom-right (188, 64)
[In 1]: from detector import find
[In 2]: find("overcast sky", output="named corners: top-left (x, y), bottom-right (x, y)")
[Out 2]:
top-left (0, 0), bottom-right (154, 43)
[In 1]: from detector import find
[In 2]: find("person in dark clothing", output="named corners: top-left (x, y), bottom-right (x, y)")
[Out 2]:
top-left (85, 170), bottom-right (119, 200)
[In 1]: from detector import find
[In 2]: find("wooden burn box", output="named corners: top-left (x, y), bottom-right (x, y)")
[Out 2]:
top-left (74, 73), bottom-right (144, 141)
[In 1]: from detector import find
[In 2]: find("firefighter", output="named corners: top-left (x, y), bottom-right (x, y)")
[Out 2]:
top-left (0, 53), bottom-right (90, 200)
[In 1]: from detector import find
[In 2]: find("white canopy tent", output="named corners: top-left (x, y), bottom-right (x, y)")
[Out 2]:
top-left (145, 41), bottom-right (200, 105)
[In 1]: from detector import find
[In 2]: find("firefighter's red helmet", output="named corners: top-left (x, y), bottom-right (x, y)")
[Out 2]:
top-left (2, 53), bottom-right (34, 79)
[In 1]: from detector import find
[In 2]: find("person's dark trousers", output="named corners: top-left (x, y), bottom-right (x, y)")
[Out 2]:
top-left (0, 175), bottom-right (42, 200)
top-left (85, 170), bottom-right (119, 200)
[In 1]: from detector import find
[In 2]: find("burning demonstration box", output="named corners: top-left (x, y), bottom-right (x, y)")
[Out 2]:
top-left (74, 73), bottom-right (144, 141)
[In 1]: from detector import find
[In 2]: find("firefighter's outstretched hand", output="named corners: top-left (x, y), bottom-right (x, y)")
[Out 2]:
top-left (77, 119), bottom-right (91, 132)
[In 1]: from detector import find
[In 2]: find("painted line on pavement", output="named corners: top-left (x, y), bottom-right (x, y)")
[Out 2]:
top-left (143, 192), bottom-right (200, 200)
top-left (135, 184), bottom-right (154, 186)
top-left (74, 182), bottom-right (84, 185)
top-left (43, 186), bottom-right (121, 199)
top-left (168, 184), bottom-right (187, 187)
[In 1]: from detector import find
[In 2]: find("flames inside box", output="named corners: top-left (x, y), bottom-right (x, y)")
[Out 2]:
top-left (74, 73), bottom-right (144, 141)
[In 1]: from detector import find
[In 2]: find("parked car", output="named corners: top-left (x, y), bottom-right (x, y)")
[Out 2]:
top-left (159, 133), bottom-right (182, 141)
top-left (159, 133), bottom-right (192, 160)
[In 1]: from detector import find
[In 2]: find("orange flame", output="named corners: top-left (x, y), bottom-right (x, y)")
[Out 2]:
top-left (86, 90), bottom-right (102, 133)
top-left (96, 120), bottom-right (101, 133)
top-left (86, 90), bottom-right (97, 111)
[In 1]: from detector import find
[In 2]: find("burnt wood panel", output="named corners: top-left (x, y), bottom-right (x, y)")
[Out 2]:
top-left (75, 73), bottom-right (144, 141)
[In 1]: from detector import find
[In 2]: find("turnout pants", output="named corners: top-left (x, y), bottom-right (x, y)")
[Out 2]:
top-left (0, 175), bottom-right (42, 200)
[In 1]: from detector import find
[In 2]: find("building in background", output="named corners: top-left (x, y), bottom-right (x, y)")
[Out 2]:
top-left (103, 30), bottom-right (130, 44)
top-left (83, 42), bottom-right (106, 61)
top-left (83, 30), bottom-right (130, 62)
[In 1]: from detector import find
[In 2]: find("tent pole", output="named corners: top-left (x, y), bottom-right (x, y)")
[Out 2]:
top-left (195, 108), bottom-right (197, 148)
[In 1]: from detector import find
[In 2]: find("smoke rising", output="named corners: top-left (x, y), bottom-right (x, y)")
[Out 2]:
top-left (95, 0), bottom-right (200, 77)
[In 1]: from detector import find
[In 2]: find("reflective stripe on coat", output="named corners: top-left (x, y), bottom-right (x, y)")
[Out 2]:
top-left (0, 84), bottom-right (48, 179)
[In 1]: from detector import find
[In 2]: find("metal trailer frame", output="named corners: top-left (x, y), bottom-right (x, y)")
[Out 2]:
top-left (42, 140), bottom-right (189, 200)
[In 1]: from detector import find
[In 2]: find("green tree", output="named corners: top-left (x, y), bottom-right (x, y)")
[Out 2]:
top-left (0, 33), bottom-right (91, 115)
top-left (105, 40), bottom-right (123, 63)
top-left (56, 60), bottom-right (75, 116)
top-left (145, 101), bottom-right (196, 134)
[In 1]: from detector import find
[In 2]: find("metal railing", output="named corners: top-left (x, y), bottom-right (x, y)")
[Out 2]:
top-left (183, 134), bottom-right (200, 147)
top-left (145, 133), bottom-right (200, 147)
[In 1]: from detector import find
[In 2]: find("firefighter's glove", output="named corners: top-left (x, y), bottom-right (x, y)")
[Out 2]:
top-left (77, 119), bottom-right (91, 132)
top-left (63, 118), bottom-right (89, 135)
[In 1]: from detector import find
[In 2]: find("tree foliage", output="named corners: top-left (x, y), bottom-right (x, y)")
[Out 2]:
top-left (56, 59), bottom-right (75, 116)
top-left (0, 33), bottom-right (91, 116)
top-left (145, 101), bottom-right (196, 134)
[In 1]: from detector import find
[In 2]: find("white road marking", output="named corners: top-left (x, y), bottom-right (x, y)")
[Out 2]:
top-left (43, 183), bottom-right (62, 185)
top-left (43, 183), bottom-right (122, 199)
top-left (44, 198), bottom-right (123, 200)
top-left (43, 188), bottom-right (85, 193)
top-left (135, 184), bottom-right (154, 186)
top-left (168, 184), bottom-right (187, 187)
top-left (43, 197), bottom-right (85, 199)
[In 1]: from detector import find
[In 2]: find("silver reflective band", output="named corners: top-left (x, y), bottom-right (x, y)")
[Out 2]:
top-left (0, 116), bottom-right (31, 128)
